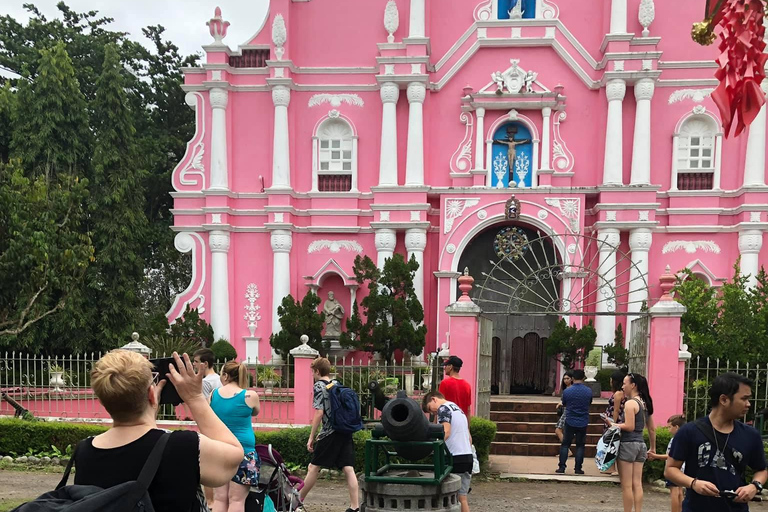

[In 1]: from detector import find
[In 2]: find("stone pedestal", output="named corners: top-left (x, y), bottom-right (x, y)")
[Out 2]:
top-left (360, 472), bottom-right (461, 512)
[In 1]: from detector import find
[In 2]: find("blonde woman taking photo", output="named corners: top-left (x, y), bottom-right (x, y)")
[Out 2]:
top-left (210, 361), bottom-right (262, 512)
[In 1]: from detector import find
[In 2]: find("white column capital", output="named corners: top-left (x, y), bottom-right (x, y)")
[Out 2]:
top-left (405, 228), bottom-right (427, 252)
top-left (380, 82), bottom-right (400, 104)
top-left (629, 228), bottom-right (653, 252)
top-left (476, 107), bottom-right (486, 118)
top-left (209, 87), bottom-right (229, 109)
top-left (634, 79), bottom-right (655, 101)
top-left (272, 85), bottom-right (291, 107)
top-left (375, 228), bottom-right (397, 252)
top-left (606, 79), bottom-right (627, 101)
top-left (739, 229), bottom-right (764, 254)
top-left (407, 82), bottom-right (426, 104)
top-left (209, 230), bottom-right (231, 253)
top-left (270, 229), bottom-right (293, 253)
top-left (598, 228), bottom-right (621, 252)
top-left (542, 107), bottom-right (552, 117)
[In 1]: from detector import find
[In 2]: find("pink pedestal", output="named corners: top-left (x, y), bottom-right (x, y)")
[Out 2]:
top-left (290, 341), bottom-right (319, 426)
top-left (647, 300), bottom-right (686, 424)
top-left (445, 270), bottom-right (482, 416)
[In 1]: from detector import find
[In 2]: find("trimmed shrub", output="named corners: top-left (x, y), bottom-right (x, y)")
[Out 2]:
top-left (596, 368), bottom-right (613, 392)
top-left (643, 426), bottom-right (672, 482)
top-left (0, 419), bottom-right (107, 456)
top-left (211, 339), bottom-right (238, 361)
top-left (469, 416), bottom-right (496, 465)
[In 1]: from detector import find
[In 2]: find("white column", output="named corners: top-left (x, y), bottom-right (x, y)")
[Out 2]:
top-left (603, 79), bottom-right (626, 186)
top-left (375, 228), bottom-right (397, 269)
top-left (209, 88), bottom-right (229, 190)
top-left (595, 228), bottom-right (620, 347)
top-left (270, 230), bottom-right (293, 363)
top-left (209, 230), bottom-right (231, 341)
top-left (271, 86), bottom-right (291, 190)
top-left (630, 79), bottom-right (654, 186)
top-left (405, 82), bottom-right (426, 186)
top-left (408, 0), bottom-right (425, 37)
top-left (670, 135), bottom-right (680, 191)
top-left (713, 133), bottom-right (723, 190)
top-left (540, 107), bottom-right (552, 174)
top-left (405, 228), bottom-right (427, 305)
top-left (739, 229), bottom-right (764, 289)
top-left (474, 108), bottom-right (486, 172)
top-left (610, 0), bottom-right (628, 34)
top-left (311, 138), bottom-right (319, 192)
top-left (628, 228), bottom-right (652, 316)
top-left (379, 83), bottom-right (400, 186)
top-left (743, 94), bottom-right (767, 187)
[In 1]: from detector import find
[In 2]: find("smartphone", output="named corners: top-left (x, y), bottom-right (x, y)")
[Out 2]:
top-left (150, 357), bottom-right (183, 405)
top-left (599, 413), bottom-right (610, 421)
top-left (722, 490), bottom-right (738, 500)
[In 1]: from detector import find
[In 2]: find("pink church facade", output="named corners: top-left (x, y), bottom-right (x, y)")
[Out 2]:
top-left (168, 0), bottom-right (768, 402)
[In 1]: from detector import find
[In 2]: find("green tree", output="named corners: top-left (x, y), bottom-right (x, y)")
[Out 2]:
top-left (168, 305), bottom-right (214, 348)
top-left (674, 268), bottom-right (724, 360)
top-left (0, 83), bottom-right (13, 162)
top-left (10, 43), bottom-right (90, 182)
top-left (270, 292), bottom-right (326, 359)
top-left (604, 323), bottom-right (629, 372)
top-left (545, 319), bottom-right (597, 369)
top-left (340, 254), bottom-right (427, 363)
top-left (0, 161), bottom-right (93, 341)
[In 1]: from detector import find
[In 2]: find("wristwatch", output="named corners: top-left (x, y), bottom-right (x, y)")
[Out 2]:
top-left (751, 481), bottom-right (764, 495)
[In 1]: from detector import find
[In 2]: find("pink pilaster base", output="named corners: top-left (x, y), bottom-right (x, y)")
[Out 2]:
top-left (647, 299), bottom-right (686, 424)
top-left (290, 344), bottom-right (319, 425)
top-left (445, 301), bottom-right (481, 416)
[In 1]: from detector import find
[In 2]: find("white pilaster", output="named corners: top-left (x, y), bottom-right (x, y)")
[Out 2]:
top-left (405, 82), bottom-right (426, 186)
top-left (271, 86), bottom-right (291, 190)
top-left (739, 229), bottom-right (764, 289)
top-left (375, 228), bottom-right (397, 269)
top-left (379, 83), bottom-right (400, 186)
top-left (603, 79), bottom-right (626, 186)
top-left (630, 79), bottom-right (654, 186)
top-left (595, 228), bottom-right (620, 347)
top-left (628, 228), bottom-right (652, 317)
top-left (270, 230), bottom-right (293, 363)
top-left (209, 88), bottom-right (229, 190)
top-left (610, 0), bottom-right (628, 34)
top-left (408, 0), bottom-right (425, 38)
top-left (209, 230), bottom-right (231, 341)
top-left (405, 228), bottom-right (427, 305)
top-left (474, 108), bottom-right (486, 172)
top-left (743, 84), bottom-right (767, 187)
top-left (714, 133), bottom-right (723, 190)
top-left (540, 107), bottom-right (552, 182)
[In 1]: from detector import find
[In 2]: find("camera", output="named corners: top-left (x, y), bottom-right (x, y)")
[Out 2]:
top-left (150, 357), bottom-right (183, 406)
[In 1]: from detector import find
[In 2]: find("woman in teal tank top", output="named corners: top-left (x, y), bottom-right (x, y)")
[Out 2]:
top-left (210, 361), bottom-right (261, 512)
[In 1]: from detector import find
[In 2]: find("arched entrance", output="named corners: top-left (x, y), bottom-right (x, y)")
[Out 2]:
top-left (457, 223), bottom-right (650, 395)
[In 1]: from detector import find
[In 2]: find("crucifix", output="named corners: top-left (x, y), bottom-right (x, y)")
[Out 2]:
top-left (493, 125), bottom-right (532, 183)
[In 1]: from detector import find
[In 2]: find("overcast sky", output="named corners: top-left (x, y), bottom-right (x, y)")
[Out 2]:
top-left (1, 0), bottom-right (271, 60)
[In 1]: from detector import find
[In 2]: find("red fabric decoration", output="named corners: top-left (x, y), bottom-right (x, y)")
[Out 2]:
top-left (709, 0), bottom-right (768, 137)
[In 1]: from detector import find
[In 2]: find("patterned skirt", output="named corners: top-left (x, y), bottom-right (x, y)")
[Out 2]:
top-left (232, 450), bottom-right (261, 486)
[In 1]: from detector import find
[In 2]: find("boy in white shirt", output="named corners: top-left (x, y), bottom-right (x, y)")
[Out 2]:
top-left (423, 391), bottom-right (473, 512)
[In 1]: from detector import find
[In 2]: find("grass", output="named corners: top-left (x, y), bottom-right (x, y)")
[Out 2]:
top-left (0, 461), bottom-right (66, 474)
top-left (0, 499), bottom-right (26, 512)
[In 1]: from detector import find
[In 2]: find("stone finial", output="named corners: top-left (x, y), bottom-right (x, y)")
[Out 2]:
top-left (384, 0), bottom-right (399, 43)
top-left (207, 7), bottom-right (230, 45)
top-left (121, 332), bottom-right (152, 358)
top-left (458, 268), bottom-right (474, 302)
top-left (272, 14), bottom-right (287, 60)
top-left (290, 334), bottom-right (319, 358)
top-left (659, 264), bottom-right (676, 301)
top-left (638, 0), bottom-right (655, 37)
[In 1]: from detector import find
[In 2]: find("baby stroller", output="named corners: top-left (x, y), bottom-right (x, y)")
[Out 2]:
top-left (256, 444), bottom-right (305, 512)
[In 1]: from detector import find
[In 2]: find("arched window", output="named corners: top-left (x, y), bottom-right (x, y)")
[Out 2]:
top-left (313, 117), bottom-right (357, 192)
top-left (672, 113), bottom-right (721, 191)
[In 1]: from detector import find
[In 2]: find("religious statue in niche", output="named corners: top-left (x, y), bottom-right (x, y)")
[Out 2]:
top-left (493, 125), bottom-right (532, 187)
top-left (322, 291), bottom-right (345, 339)
top-left (505, 196), bottom-right (521, 220)
top-left (509, 0), bottom-right (524, 19)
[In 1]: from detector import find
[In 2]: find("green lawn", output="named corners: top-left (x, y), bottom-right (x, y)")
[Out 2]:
top-left (0, 499), bottom-right (25, 512)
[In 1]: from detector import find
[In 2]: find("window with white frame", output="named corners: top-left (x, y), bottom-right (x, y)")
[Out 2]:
top-left (673, 116), bottom-right (719, 191)
top-left (315, 118), bottom-right (356, 192)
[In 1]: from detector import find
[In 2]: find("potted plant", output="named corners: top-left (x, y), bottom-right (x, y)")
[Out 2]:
top-left (258, 367), bottom-right (280, 394)
top-left (48, 364), bottom-right (66, 392)
top-left (584, 348), bottom-right (602, 382)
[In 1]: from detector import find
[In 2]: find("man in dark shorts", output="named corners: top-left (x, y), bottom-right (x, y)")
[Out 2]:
top-left (665, 372), bottom-right (767, 511)
top-left (299, 357), bottom-right (359, 512)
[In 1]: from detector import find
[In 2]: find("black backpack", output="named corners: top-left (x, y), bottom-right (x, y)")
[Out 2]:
top-left (13, 433), bottom-right (171, 512)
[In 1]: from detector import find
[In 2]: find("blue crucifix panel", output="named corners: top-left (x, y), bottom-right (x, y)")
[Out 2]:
top-left (497, 0), bottom-right (536, 19)
top-left (491, 123), bottom-right (534, 188)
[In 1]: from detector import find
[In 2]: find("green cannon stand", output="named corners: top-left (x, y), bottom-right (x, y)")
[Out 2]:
top-left (363, 427), bottom-right (453, 485)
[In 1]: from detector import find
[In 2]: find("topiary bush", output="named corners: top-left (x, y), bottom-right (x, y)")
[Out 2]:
top-left (0, 419), bottom-right (107, 456)
top-left (469, 416), bottom-right (496, 465)
top-left (643, 426), bottom-right (672, 482)
top-left (596, 368), bottom-right (614, 392)
top-left (211, 338), bottom-right (238, 361)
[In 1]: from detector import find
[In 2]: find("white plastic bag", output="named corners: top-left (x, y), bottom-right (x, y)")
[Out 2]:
top-left (595, 425), bottom-right (621, 472)
top-left (471, 445), bottom-right (480, 474)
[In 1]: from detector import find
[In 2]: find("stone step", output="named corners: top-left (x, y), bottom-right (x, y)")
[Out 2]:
top-left (490, 441), bottom-right (598, 458)
top-left (494, 421), bottom-right (605, 435)
top-left (490, 411), bottom-right (605, 423)
top-left (494, 431), bottom-right (604, 444)
top-left (491, 401), bottom-right (607, 413)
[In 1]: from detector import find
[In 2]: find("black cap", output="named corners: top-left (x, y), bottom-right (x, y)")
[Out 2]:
top-left (443, 355), bottom-right (463, 369)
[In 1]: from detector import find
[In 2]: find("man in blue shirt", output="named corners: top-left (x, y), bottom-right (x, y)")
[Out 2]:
top-left (556, 369), bottom-right (592, 474)
top-left (665, 372), bottom-right (767, 511)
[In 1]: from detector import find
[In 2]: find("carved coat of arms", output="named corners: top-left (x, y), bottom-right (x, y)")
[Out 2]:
top-left (505, 196), bottom-right (521, 220)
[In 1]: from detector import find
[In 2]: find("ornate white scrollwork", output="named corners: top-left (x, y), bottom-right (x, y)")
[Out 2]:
top-left (738, 231), bottom-right (763, 254)
top-left (384, 0), bottom-right (399, 43)
top-left (405, 229), bottom-right (428, 252)
top-left (272, 86), bottom-right (291, 107)
top-left (380, 83), bottom-right (399, 104)
top-left (167, 232), bottom-right (207, 320)
top-left (606, 79), bottom-right (627, 101)
top-left (540, 0), bottom-right (560, 19)
top-left (450, 112), bottom-right (474, 174)
top-left (308, 94), bottom-right (364, 108)
top-left (375, 229), bottom-right (397, 251)
top-left (209, 231), bottom-right (230, 253)
top-left (272, 14), bottom-right (287, 60)
top-left (545, 197), bottom-right (580, 233)
top-left (634, 79), bottom-right (655, 101)
top-left (173, 93), bottom-right (206, 191)
top-left (307, 240), bottom-right (363, 254)
top-left (662, 240), bottom-right (721, 254)
top-left (270, 230), bottom-right (293, 253)
top-left (407, 82), bottom-right (426, 104)
top-left (668, 88), bottom-right (714, 104)
top-left (552, 111), bottom-right (575, 173)
top-left (209, 88), bottom-right (228, 109)
top-left (473, 0), bottom-right (494, 21)
top-left (444, 199), bottom-right (480, 234)
top-left (638, 0), bottom-right (655, 37)
top-left (244, 283), bottom-right (262, 337)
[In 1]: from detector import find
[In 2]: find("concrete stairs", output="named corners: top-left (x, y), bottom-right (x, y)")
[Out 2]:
top-left (490, 398), bottom-right (607, 457)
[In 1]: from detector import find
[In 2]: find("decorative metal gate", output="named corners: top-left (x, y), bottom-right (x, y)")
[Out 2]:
top-left (628, 315), bottom-right (650, 375)
top-left (476, 315), bottom-right (493, 419)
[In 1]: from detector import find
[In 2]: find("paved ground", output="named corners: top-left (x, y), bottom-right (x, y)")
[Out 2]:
top-left (0, 469), bottom-right (684, 512)
top-left (489, 454), bottom-right (620, 482)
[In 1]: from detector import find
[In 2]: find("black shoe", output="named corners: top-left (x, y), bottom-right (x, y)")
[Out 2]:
top-left (555, 468), bottom-right (565, 474)
top-left (345, 508), bottom-right (359, 512)
top-left (575, 469), bottom-right (585, 475)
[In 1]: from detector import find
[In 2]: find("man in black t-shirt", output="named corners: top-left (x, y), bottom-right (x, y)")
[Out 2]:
top-left (665, 372), bottom-right (767, 511)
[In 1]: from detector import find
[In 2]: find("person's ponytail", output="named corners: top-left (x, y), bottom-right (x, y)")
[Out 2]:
top-left (238, 363), bottom-right (249, 389)
top-left (633, 374), bottom-right (654, 416)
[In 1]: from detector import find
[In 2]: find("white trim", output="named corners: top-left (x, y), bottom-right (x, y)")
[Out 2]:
top-left (167, 232), bottom-right (207, 321)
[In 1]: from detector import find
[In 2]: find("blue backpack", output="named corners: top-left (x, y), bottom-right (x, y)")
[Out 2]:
top-left (325, 381), bottom-right (363, 433)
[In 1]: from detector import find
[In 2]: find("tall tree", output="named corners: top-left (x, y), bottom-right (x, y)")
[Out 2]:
top-left (270, 292), bottom-right (327, 359)
top-left (10, 43), bottom-right (90, 182)
top-left (0, 83), bottom-right (13, 162)
top-left (83, 43), bottom-right (148, 347)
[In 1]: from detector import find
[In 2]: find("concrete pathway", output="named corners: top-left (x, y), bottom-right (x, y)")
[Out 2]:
top-left (489, 454), bottom-right (620, 483)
